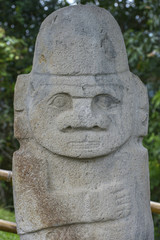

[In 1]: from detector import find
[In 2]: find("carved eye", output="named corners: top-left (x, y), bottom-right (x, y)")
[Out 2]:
top-left (48, 93), bottom-right (72, 109)
top-left (93, 94), bottom-right (120, 109)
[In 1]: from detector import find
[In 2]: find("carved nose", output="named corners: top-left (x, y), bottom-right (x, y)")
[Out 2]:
top-left (57, 98), bottom-right (110, 131)
top-left (75, 105), bottom-right (93, 127)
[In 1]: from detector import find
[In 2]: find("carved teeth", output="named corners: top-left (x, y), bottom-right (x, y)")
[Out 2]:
top-left (68, 141), bottom-right (100, 149)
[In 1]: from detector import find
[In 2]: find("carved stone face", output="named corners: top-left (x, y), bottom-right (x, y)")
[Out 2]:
top-left (26, 5), bottom-right (134, 159)
top-left (28, 71), bottom-right (134, 158)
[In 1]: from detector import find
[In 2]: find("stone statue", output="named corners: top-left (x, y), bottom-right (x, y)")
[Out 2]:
top-left (13, 5), bottom-right (154, 240)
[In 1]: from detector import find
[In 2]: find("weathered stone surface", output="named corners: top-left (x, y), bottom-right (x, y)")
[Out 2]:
top-left (13, 5), bottom-right (154, 240)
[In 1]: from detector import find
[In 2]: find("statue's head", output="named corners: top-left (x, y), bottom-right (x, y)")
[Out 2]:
top-left (14, 5), bottom-right (148, 158)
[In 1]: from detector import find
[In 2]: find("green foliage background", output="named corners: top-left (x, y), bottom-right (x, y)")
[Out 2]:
top-left (0, 0), bottom-right (159, 238)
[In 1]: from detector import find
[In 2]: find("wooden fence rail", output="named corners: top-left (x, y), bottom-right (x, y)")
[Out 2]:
top-left (0, 220), bottom-right (17, 234)
top-left (0, 169), bottom-right (160, 234)
top-left (0, 169), bottom-right (12, 182)
top-left (150, 201), bottom-right (160, 214)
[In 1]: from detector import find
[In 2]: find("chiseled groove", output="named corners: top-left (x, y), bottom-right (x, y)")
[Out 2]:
top-left (20, 218), bottom-right (120, 235)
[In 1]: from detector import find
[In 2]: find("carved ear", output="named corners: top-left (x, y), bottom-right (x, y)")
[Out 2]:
top-left (131, 73), bottom-right (149, 137)
top-left (14, 74), bottom-right (32, 139)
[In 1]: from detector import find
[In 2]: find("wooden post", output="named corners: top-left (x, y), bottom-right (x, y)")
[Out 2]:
top-left (0, 170), bottom-right (12, 182)
top-left (0, 219), bottom-right (17, 234)
top-left (150, 201), bottom-right (160, 214)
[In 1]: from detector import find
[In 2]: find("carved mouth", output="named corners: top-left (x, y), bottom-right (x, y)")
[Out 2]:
top-left (62, 126), bottom-right (106, 132)
top-left (68, 141), bottom-right (100, 149)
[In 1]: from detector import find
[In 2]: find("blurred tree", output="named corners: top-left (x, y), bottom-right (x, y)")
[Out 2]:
top-left (0, 26), bottom-right (27, 206)
top-left (144, 90), bottom-right (160, 239)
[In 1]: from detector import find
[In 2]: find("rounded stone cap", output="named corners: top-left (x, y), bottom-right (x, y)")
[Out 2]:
top-left (32, 5), bottom-right (129, 75)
